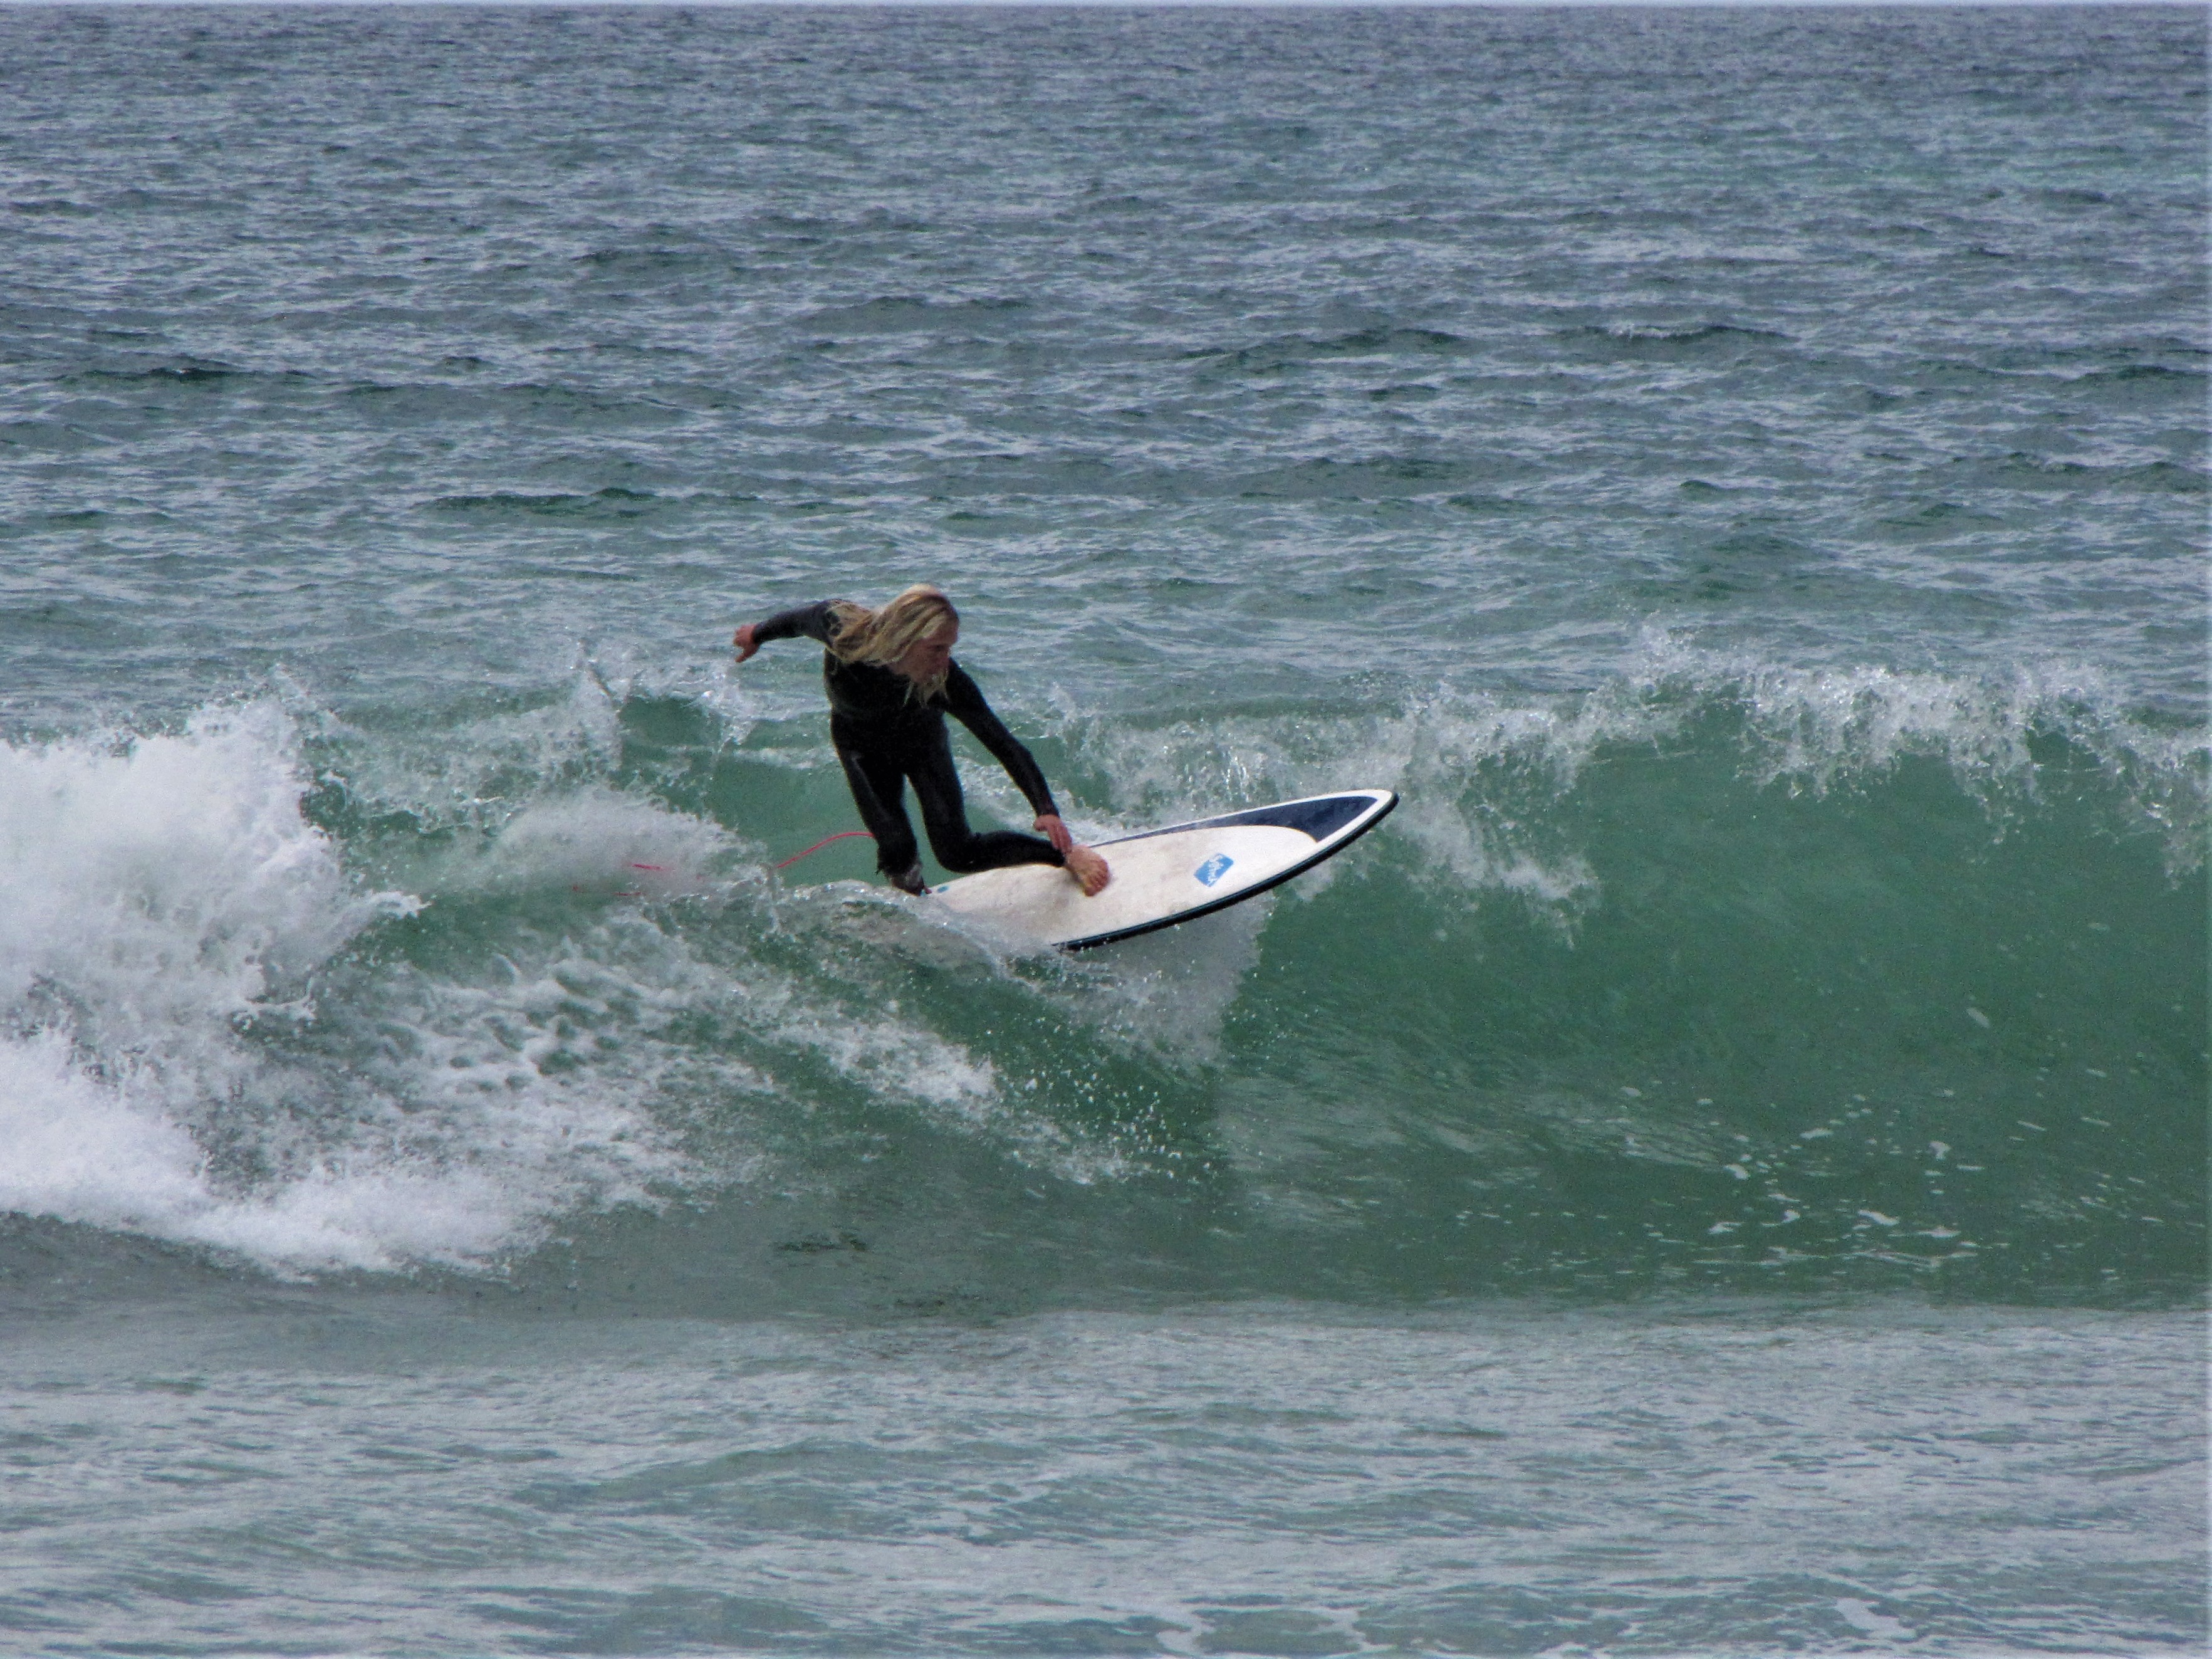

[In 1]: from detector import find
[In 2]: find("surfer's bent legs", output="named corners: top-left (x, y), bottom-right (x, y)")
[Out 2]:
top-left (836, 726), bottom-right (1064, 892)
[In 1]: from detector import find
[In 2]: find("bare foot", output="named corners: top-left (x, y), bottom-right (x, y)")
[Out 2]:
top-left (1063, 844), bottom-right (1110, 897)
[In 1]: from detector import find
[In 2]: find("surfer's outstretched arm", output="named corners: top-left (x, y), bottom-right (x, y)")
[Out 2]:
top-left (734, 601), bottom-right (838, 662)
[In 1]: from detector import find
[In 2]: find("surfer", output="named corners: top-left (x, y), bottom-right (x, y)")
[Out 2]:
top-left (733, 586), bottom-right (1110, 898)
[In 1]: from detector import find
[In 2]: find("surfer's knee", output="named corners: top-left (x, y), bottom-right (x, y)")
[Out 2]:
top-left (927, 843), bottom-right (987, 876)
top-left (921, 819), bottom-right (985, 872)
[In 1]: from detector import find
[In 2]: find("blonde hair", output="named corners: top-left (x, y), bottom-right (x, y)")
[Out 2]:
top-left (826, 585), bottom-right (961, 699)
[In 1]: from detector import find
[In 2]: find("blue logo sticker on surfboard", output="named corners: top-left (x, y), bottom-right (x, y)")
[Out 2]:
top-left (1193, 853), bottom-right (1234, 887)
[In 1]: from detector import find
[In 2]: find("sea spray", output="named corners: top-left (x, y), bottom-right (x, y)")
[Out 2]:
top-left (0, 704), bottom-right (696, 1273)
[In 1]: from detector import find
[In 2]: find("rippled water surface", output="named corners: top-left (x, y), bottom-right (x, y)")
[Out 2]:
top-left (1, 6), bottom-right (2204, 1654)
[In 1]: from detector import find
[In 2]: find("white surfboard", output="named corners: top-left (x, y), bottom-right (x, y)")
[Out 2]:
top-left (931, 790), bottom-right (1397, 951)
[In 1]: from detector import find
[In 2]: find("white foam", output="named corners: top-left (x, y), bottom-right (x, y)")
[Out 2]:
top-left (0, 1030), bottom-right (211, 1231)
top-left (0, 703), bottom-right (696, 1276)
top-left (1064, 897), bottom-right (1272, 1067)
top-left (313, 667), bottom-right (626, 835)
top-left (0, 701), bottom-right (402, 1043)
top-left (1059, 696), bottom-right (1614, 927)
top-left (1626, 631), bottom-right (2206, 838)
top-left (584, 644), bottom-right (764, 742)
top-left (0, 1027), bottom-right (535, 1270)
top-left (429, 787), bottom-right (740, 899)
top-left (1038, 634), bottom-right (2206, 911)
top-left (743, 930), bottom-right (1134, 1186)
top-left (720, 884), bottom-right (1146, 1184)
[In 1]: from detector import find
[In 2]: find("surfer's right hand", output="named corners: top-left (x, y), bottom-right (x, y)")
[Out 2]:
top-left (732, 624), bottom-right (758, 662)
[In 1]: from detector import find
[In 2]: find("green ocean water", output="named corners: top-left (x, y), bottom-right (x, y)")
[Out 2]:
top-left (0, 6), bottom-right (2204, 1653)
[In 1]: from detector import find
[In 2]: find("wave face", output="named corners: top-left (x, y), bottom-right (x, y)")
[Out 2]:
top-left (3, 658), bottom-right (2197, 1306)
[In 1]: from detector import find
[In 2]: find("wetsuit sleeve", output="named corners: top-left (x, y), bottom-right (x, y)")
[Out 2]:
top-left (751, 601), bottom-right (840, 647)
top-left (942, 664), bottom-right (1060, 819)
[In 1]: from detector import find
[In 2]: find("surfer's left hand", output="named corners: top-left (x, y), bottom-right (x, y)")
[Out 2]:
top-left (1035, 813), bottom-right (1075, 852)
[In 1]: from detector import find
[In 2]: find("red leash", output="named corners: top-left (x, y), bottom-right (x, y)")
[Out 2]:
top-left (772, 830), bottom-right (875, 870)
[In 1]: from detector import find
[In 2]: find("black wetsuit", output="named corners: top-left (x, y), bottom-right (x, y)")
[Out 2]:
top-left (750, 601), bottom-right (1065, 884)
